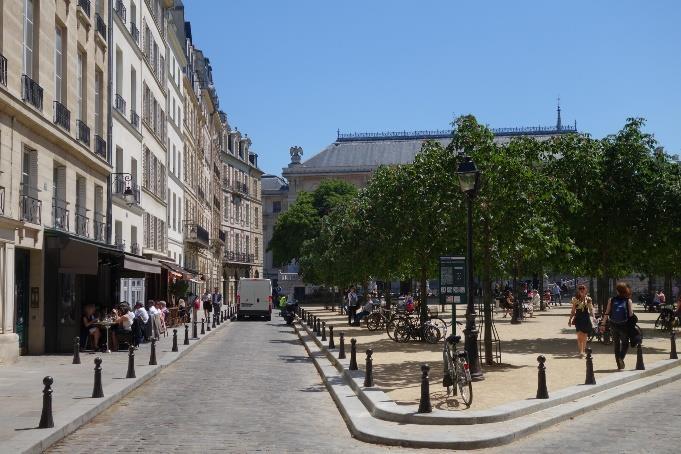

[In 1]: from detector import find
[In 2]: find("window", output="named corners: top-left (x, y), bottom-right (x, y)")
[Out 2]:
top-left (23, 0), bottom-right (35, 77)
top-left (95, 69), bottom-right (103, 135)
top-left (255, 207), bottom-right (259, 228)
top-left (115, 47), bottom-right (123, 96)
top-left (115, 220), bottom-right (123, 245)
top-left (130, 68), bottom-right (137, 113)
top-left (273, 201), bottom-right (281, 213)
top-left (54, 26), bottom-right (64, 103)
top-left (255, 238), bottom-right (259, 258)
top-left (77, 51), bottom-right (86, 120)
top-left (172, 193), bottom-right (176, 231)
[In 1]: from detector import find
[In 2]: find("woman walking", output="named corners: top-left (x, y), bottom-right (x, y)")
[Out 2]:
top-left (604, 282), bottom-right (634, 370)
top-left (568, 284), bottom-right (594, 357)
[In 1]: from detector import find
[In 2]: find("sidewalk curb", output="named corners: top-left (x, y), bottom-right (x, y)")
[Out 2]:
top-left (9, 309), bottom-right (236, 454)
top-left (294, 318), bottom-right (681, 449)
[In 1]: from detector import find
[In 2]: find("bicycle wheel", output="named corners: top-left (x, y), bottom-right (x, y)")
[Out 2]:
top-left (393, 319), bottom-right (411, 343)
top-left (456, 361), bottom-right (473, 407)
top-left (365, 313), bottom-right (382, 331)
top-left (443, 345), bottom-right (456, 392)
top-left (429, 317), bottom-right (448, 341)
top-left (386, 315), bottom-right (402, 340)
top-left (423, 324), bottom-right (440, 344)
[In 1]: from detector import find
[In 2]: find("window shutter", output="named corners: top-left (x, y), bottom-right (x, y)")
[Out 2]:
top-left (76, 177), bottom-right (86, 214)
top-left (143, 213), bottom-right (149, 248)
top-left (55, 166), bottom-right (67, 205)
top-left (29, 150), bottom-right (39, 199)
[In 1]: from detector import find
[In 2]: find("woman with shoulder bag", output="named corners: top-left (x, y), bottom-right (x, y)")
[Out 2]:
top-left (603, 282), bottom-right (634, 370)
top-left (568, 284), bottom-right (594, 358)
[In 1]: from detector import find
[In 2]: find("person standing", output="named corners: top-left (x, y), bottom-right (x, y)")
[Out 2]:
top-left (604, 282), bottom-right (634, 370)
top-left (202, 289), bottom-right (212, 322)
top-left (347, 287), bottom-right (358, 325)
top-left (552, 282), bottom-right (562, 306)
top-left (212, 287), bottom-right (222, 319)
top-left (568, 285), bottom-right (594, 357)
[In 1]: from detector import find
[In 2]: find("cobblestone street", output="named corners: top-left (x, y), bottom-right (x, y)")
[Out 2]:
top-left (47, 317), bottom-right (407, 453)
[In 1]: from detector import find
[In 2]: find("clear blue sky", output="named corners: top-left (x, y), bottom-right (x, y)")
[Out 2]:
top-left (183, 0), bottom-right (681, 176)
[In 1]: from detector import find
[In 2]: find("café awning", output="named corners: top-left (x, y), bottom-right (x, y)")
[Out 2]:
top-left (123, 254), bottom-right (161, 274)
top-left (159, 260), bottom-right (185, 278)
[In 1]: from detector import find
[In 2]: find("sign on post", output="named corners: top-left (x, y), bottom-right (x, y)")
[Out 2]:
top-left (439, 256), bottom-right (467, 326)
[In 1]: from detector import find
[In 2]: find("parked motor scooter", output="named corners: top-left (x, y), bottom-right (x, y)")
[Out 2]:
top-left (282, 300), bottom-right (298, 325)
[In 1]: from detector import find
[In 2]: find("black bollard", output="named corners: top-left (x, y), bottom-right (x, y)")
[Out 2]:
top-left (584, 347), bottom-right (596, 385)
top-left (339, 332), bottom-right (346, 359)
top-left (207, 315), bottom-right (212, 331)
top-left (635, 342), bottom-right (645, 370)
top-left (212, 313), bottom-right (216, 329)
top-left (184, 324), bottom-right (190, 345)
top-left (328, 325), bottom-right (335, 349)
top-left (149, 338), bottom-right (157, 366)
top-left (536, 355), bottom-right (549, 399)
top-left (417, 364), bottom-right (432, 413)
top-left (72, 336), bottom-right (81, 364)
top-left (671, 331), bottom-right (678, 360)
top-left (201, 318), bottom-right (206, 335)
top-left (38, 376), bottom-right (54, 429)
top-left (349, 338), bottom-right (358, 370)
top-left (215, 311), bottom-right (220, 326)
top-left (172, 329), bottom-right (178, 352)
top-left (322, 322), bottom-right (327, 341)
top-left (92, 357), bottom-right (104, 398)
top-left (192, 319), bottom-right (198, 339)
top-left (316, 318), bottom-right (322, 336)
top-left (364, 348), bottom-right (374, 387)
top-left (126, 345), bottom-right (136, 378)
top-left (511, 300), bottom-right (522, 324)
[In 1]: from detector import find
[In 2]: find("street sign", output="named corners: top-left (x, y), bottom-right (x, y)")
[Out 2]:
top-left (439, 255), bottom-right (467, 327)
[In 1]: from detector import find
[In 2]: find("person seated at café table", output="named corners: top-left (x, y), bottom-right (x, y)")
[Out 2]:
top-left (81, 303), bottom-right (101, 350)
top-left (133, 302), bottom-right (150, 346)
top-left (353, 298), bottom-right (376, 325)
top-left (111, 303), bottom-right (134, 351)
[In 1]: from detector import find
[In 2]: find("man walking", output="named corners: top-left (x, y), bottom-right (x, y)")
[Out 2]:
top-left (552, 282), bottom-right (562, 306)
top-left (212, 287), bottom-right (222, 320)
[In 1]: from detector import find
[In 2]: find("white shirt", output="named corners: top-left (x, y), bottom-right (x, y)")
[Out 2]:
top-left (121, 312), bottom-right (134, 330)
top-left (148, 306), bottom-right (160, 316)
top-left (135, 307), bottom-right (149, 323)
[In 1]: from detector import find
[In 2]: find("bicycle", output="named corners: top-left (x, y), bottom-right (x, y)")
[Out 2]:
top-left (442, 323), bottom-right (473, 407)
top-left (392, 314), bottom-right (441, 344)
top-left (654, 307), bottom-right (675, 331)
top-left (588, 316), bottom-right (613, 345)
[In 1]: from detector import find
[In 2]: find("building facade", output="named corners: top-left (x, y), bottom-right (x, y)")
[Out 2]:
top-left (0, 0), bottom-right (263, 361)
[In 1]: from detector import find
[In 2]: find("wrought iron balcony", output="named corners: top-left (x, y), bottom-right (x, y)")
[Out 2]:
top-left (131, 22), bottom-right (140, 44)
top-left (184, 221), bottom-right (209, 248)
top-left (53, 101), bottom-right (70, 131)
top-left (130, 110), bottom-right (139, 129)
top-left (232, 182), bottom-right (249, 196)
top-left (52, 199), bottom-right (69, 231)
top-left (0, 54), bottom-right (6, 87)
top-left (112, 174), bottom-right (141, 205)
top-left (130, 242), bottom-right (140, 255)
top-left (0, 186), bottom-right (5, 216)
top-left (224, 250), bottom-right (255, 264)
top-left (21, 74), bottom-right (43, 110)
top-left (114, 94), bottom-right (126, 116)
top-left (95, 13), bottom-right (107, 38)
top-left (77, 0), bottom-right (91, 18)
top-left (114, 239), bottom-right (126, 251)
top-left (77, 120), bottom-right (90, 146)
top-left (115, 0), bottom-right (126, 23)
top-left (95, 135), bottom-right (107, 160)
top-left (75, 212), bottom-right (89, 237)
top-left (20, 194), bottom-right (41, 224)
top-left (93, 215), bottom-right (105, 242)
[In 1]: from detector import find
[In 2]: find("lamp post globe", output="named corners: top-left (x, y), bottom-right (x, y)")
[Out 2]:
top-left (456, 155), bottom-right (484, 380)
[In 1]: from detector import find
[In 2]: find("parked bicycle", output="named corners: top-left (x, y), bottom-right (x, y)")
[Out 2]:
top-left (442, 324), bottom-right (473, 407)
top-left (655, 306), bottom-right (675, 331)
top-left (588, 316), bottom-right (612, 345)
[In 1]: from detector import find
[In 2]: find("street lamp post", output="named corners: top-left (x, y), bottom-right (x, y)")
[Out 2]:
top-left (456, 155), bottom-right (484, 380)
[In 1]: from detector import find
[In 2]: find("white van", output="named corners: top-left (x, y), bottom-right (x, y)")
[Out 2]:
top-left (236, 278), bottom-right (273, 320)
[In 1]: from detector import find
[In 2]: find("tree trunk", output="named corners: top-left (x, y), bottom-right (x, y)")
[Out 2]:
top-left (482, 218), bottom-right (494, 364)
top-left (420, 267), bottom-right (429, 328)
top-left (596, 275), bottom-right (609, 315)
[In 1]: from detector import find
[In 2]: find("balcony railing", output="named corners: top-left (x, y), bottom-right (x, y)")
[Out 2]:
top-left (0, 186), bottom-right (4, 216)
top-left (115, 0), bottom-right (126, 23)
top-left (20, 194), bottom-right (42, 224)
top-left (77, 0), bottom-right (91, 18)
top-left (77, 120), bottom-right (90, 146)
top-left (224, 250), bottom-right (255, 264)
top-left (0, 54), bottom-right (6, 87)
top-left (184, 221), bottom-right (210, 247)
top-left (114, 239), bottom-right (126, 251)
top-left (232, 182), bottom-right (249, 196)
top-left (112, 175), bottom-right (141, 205)
top-left (52, 199), bottom-right (69, 231)
top-left (53, 101), bottom-right (70, 131)
top-left (114, 94), bottom-right (126, 116)
top-left (95, 13), bottom-right (107, 38)
top-left (130, 110), bottom-right (139, 129)
top-left (93, 215), bottom-right (105, 242)
top-left (131, 22), bottom-right (139, 44)
top-left (130, 242), bottom-right (140, 255)
top-left (75, 212), bottom-right (89, 237)
top-left (95, 135), bottom-right (107, 159)
top-left (21, 74), bottom-right (43, 110)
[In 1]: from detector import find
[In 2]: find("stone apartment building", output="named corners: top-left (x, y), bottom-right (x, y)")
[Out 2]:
top-left (0, 0), bottom-right (264, 361)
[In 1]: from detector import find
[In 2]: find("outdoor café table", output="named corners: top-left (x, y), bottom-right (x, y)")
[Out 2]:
top-left (95, 320), bottom-right (115, 353)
